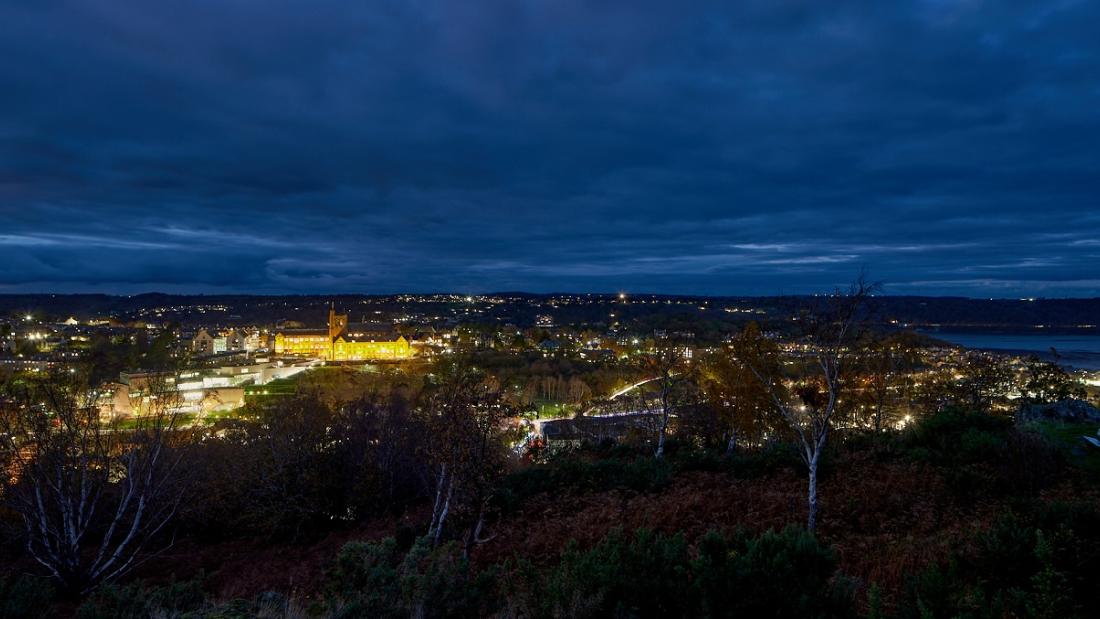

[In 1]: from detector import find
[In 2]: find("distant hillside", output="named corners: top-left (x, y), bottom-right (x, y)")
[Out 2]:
top-left (0, 293), bottom-right (1098, 330)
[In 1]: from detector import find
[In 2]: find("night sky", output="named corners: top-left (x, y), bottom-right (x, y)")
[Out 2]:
top-left (1, 1), bottom-right (1098, 297)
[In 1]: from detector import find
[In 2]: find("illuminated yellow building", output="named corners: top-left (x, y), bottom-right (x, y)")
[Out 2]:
top-left (272, 307), bottom-right (413, 361)
top-left (333, 334), bottom-right (411, 360)
top-left (272, 330), bottom-right (331, 357)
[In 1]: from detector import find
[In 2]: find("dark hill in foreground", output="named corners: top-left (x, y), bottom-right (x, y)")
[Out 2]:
top-left (7, 409), bottom-right (1095, 618)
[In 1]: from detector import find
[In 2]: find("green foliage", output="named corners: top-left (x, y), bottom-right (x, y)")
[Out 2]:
top-left (1027, 531), bottom-right (1079, 619)
top-left (78, 582), bottom-right (311, 619)
top-left (903, 408), bottom-right (1010, 461)
top-left (728, 527), bottom-right (855, 617)
top-left (896, 501), bottom-right (1100, 619)
top-left (324, 527), bottom-right (852, 619)
top-left (900, 408), bottom-right (1062, 499)
top-left (325, 537), bottom-right (489, 619)
top-left (866, 584), bottom-right (884, 619)
top-left (77, 576), bottom-right (207, 619)
top-left (328, 537), bottom-right (402, 611)
top-left (968, 512), bottom-right (1039, 589)
top-left (1027, 420), bottom-right (1100, 474)
top-left (82, 329), bottom-right (180, 385)
top-left (397, 538), bottom-right (484, 618)
top-left (0, 574), bottom-right (54, 619)
top-left (495, 455), bottom-right (672, 512)
top-left (502, 527), bottom-right (854, 619)
top-left (542, 528), bottom-right (693, 618)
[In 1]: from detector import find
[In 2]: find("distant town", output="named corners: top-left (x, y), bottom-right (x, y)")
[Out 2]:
top-left (2, 293), bottom-right (1097, 427)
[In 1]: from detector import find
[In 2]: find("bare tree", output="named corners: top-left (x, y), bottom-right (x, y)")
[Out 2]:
top-left (0, 370), bottom-right (187, 595)
top-left (567, 377), bottom-right (591, 406)
top-left (745, 278), bottom-right (876, 532)
top-left (633, 347), bottom-right (695, 459)
top-left (860, 339), bottom-right (896, 432)
top-left (424, 364), bottom-right (517, 552)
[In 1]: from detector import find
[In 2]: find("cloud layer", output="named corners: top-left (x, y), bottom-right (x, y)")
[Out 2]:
top-left (1, 0), bottom-right (1098, 295)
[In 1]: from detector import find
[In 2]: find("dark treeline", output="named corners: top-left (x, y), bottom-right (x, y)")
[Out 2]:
top-left (4, 293), bottom-right (1100, 330)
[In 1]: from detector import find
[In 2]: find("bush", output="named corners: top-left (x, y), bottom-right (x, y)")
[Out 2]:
top-left (327, 527), bottom-right (853, 619)
top-left (77, 576), bottom-right (206, 619)
top-left (666, 441), bottom-right (804, 479)
top-left (495, 455), bottom-right (672, 513)
top-left (732, 527), bottom-right (855, 617)
top-left (502, 526), bottom-right (854, 619)
top-left (398, 538), bottom-right (486, 618)
top-left (327, 538), bottom-right (404, 617)
top-left (724, 442), bottom-right (804, 478)
top-left (694, 527), bottom-right (856, 619)
top-left (497, 441), bottom-right (804, 516)
top-left (902, 408), bottom-right (1011, 464)
top-left (78, 582), bottom-right (311, 619)
top-left (901, 408), bottom-right (1062, 499)
top-left (0, 574), bottom-right (54, 619)
top-left (325, 537), bottom-right (490, 619)
top-left (896, 501), bottom-right (1100, 619)
top-left (545, 528), bottom-right (693, 618)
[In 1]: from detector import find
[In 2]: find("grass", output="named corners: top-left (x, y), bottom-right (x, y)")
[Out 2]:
top-left (243, 376), bottom-right (299, 398)
top-left (115, 409), bottom-right (243, 430)
top-left (534, 401), bottom-right (574, 419)
top-left (1027, 420), bottom-right (1100, 475)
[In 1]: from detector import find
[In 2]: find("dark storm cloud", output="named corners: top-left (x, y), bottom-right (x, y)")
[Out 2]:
top-left (1, 0), bottom-right (1098, 295)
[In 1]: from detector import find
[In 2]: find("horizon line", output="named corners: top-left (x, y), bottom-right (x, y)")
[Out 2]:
top-left (1, 291), bottom-right (1099, 302)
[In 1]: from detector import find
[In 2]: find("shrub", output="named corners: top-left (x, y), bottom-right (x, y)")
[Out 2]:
top-left (0, 574), bottom-right (54, 619)
top-left (730, 526), bottom-right (855, 618)
top-left (398, 538), bottom-right (483, 618)
top-left (327, 538), bottom-right (404, 617)
top-left (325, 537), bottom-right (490, 619)
top-left (504, 526), bottom-right (854, 619)
top-left (967, 512), bottom-right (1039, 590)
top-left (724, 442), bottom-right (803, 478)
top-left (901, 408), bottom-right (1062, 499)
top-left (76, 576), bottom-right (206, 619)
top-left (897, 501), bottom-right (1100, 619)
top-left (511, 528), bottom-right (691, 619)
top-left (494, 455), bottom-right (672, 513)
top-left (902, 408), bottom-right (1011, 464)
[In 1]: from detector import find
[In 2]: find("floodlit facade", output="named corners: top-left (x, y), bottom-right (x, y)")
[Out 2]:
top-left (273, 330), bottom-right (330, 356)
top-left (273, 306), bottom-right (413, 361)
top-left (333, 334), bottom-right (411, 360)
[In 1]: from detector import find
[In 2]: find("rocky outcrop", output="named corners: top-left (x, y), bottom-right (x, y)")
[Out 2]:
top-left (1017, 398), bottom-right (1100, 425)
top-left (1083, 432), bottom-right (1100, 449)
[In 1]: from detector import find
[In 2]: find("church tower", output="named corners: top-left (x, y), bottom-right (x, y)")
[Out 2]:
top-left (327, 303), bottom-right (349, 361)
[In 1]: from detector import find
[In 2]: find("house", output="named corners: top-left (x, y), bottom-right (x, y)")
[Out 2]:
top-left (192, 329), bottom-right (215, 356)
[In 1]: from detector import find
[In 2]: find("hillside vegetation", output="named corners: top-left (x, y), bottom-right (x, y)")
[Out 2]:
top-left (3, 403), bottom-right (1098, 618)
